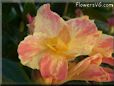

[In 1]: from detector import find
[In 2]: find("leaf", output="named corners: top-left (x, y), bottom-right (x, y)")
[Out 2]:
top-left (66, 3), bottom-right (76, 18)
top-left (2, 58), bottom-right (32, 84)
top-left (51, 3), bottom-right (66, 17)
top-left (82, 7), bottom-right (112, 21)
top-left (63, 80), bottom-right (89, 85)
top-left (94, 20), bottom-right (110, 34)
top-left (23, 3), bottom-right (37, 16)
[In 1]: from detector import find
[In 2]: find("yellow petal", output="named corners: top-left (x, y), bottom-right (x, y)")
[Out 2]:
top-left (58, 25), bottom-right (71, 44)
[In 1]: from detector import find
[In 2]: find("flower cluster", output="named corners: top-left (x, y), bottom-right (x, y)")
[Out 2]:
top-left (17, 4), bottom-right (114, 84)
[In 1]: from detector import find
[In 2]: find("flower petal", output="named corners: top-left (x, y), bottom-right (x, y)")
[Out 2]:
top-left (67, 16), bottom-right (97, 37)
top-left (58, 25), bottom-right (71, 44)
top-left (67, 16), bottom-right (101, 57)
top-left (102, 57), bottom-right (114, 66)
top-left (74, 64), bottom-right (111, 82)
top-left (39, 52), bottom-right (68, 82)
top-left (34, 4), bottom-right (66, 37)
top-left (67, 54), bottom-right (114, 82)
top-left (91, 34), bottom-right (113, 57)
top-left (103, 67), bottom-right (114, 81)
top-left (68, 61), bottom-right (112, 82)
top-left (68, 54), bottom-right (102, 78)
top-left (17, 34), bottom-right (44, 69)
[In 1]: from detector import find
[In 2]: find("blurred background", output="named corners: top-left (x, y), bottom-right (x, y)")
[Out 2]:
top-left (2, 2), bottom-right (114, 85)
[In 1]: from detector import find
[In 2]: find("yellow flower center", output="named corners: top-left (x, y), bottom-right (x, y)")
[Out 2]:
top-left (45, 37), bottom-right (68, 54)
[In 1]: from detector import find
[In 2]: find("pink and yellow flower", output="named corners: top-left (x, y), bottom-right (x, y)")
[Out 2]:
top-left (17, 4), bottom-right (114, 84)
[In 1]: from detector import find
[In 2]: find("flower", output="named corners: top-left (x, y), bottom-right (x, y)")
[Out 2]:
top-left (75, 8), bottom-right (83, 17)
top-left (67, 54), bottom-right (114, 83)
top-left (27, 14), bottom-right (35, 34)
top-left (107, 17), bottom-right (114, 27)
top-left (17, 4), bottom-right (114, 84)
top-left (107, 16), bottom-right (114, 34)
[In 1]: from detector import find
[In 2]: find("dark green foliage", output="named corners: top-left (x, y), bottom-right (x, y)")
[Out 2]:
top-left (2, 58), bottom-right (32, 84)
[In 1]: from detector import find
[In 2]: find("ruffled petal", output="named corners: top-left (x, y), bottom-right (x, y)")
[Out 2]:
top-left (67, 16), bottom-right (97, 37)
top-left (67, 54), bottom-right (113, 82)
top-left (68, 54), bottom-right (102, 79)
top-left (39, 52), bottom-right (68, 83)
top-left (67, 16), bottom-right (101, 57)
top-left (103, 67), bottom-right (114, 81)
top-left (66, 55), bottom-right (114, 82)
top-left (73, 64), bottom-right (111, 82)
top-left (17, 34), bottom-right (45, 69)
top-left (91, 34), bottom-right (113, 57)
top-left (34, 4), bottom-right (67, 37)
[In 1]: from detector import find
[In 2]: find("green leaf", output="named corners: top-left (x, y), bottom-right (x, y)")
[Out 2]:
top-left (2, 58), bottom-right (32, 84)
top-left (63, 80), bottom-right (89, 85)
top-left (66, 3), bottom-right (76, 18)
top-left (82, 7), bottom-right (112, 21)
top-left (95, 20), bottom-right (109, 34)
top-left (23, 3), bottom-right (37, 16)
